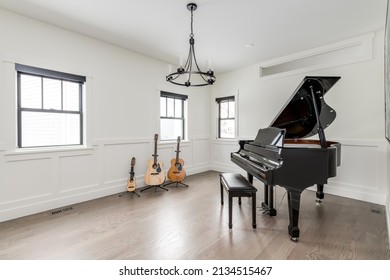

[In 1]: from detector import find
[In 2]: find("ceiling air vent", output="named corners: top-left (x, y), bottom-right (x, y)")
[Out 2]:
top-left (259, 33), bottom-right (374, 79)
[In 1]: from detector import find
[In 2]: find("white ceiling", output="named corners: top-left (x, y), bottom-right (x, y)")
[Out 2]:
top-left (0, 0), bottom-right (387, 74)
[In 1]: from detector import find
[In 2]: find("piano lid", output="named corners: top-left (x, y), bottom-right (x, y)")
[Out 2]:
top-left (269, 76), bottom-right (340, 139)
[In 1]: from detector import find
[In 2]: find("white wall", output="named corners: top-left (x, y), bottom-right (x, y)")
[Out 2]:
top-left (210, 30), bottom-right (388, 208)
top-left (387, 142), bottom-right (390, 245)
top-left (0, 9), bottom-right (211, 222)
top-left (0, 7), bottom-right (388, 228)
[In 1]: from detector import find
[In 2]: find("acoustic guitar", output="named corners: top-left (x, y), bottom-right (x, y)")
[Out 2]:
top-left (167, 136), bottom-right (186, 182)
top-left (144, 134), bottom-right (165, 186)
top-left (127, 157), bottom-right (136, 192)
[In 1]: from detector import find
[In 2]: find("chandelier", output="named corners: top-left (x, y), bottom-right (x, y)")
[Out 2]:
top-left (166, 3), bottom-right (216, 87)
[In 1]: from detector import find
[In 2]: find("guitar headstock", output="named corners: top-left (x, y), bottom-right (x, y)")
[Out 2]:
top-left (177, 136), bottom-right (181, 143)
top-left (130, 157), bottom-right (136, 167)
top-left (154, 134), bottom-right (158, 142)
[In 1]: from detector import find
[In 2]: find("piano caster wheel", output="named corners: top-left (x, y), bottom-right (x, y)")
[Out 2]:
top-left (315, 199), bottom-right (322, 206)
top-left (290, 237), bottom-right (299, 242)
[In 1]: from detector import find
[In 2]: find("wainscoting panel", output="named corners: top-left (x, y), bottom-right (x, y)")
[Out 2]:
top-left (191, 137), bottom-right (210, 173)
top-left (157, 144), bottom-right (174, 173)
top-left (322, 140), bottom-right (387, 204)
top-left (177, 142), bottom-right (193, 168)
top-left (159, 140), bottom-right (193, 172)
top-left (59, 153), bottom-right (99, 193)
top-left (210, 140), bottom-right (239, 172)
top-left (1, 156), bottom-right (55, 204)
top-left (102, 142), bottom-right (149, 185)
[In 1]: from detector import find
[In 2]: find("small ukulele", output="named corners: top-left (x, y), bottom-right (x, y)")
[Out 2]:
top-left (144, 134), bottom-right (166, 186)
top-left (167, 136), bottom-right (186, 183)
top-left (127, 157), bottom-right (136, 192)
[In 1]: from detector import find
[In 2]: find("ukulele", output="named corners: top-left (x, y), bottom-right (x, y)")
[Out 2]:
top-left (144, 134), bottom-right (165, 186)
top-left (127, 157), bottom-right (136, 192)
top-left (167, 136), bottom-right (186, 182)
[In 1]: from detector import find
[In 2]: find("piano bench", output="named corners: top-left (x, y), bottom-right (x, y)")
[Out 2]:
top-left (220, 173), bottom-right (257, 229)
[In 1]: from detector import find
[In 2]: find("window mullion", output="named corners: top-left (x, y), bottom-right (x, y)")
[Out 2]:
top-left (61, 80), bottom-right (63, 111)
top-left (173, 97), bottom-right (176, 117)
top-left (17, 73), bottom-right (22, 148)
top-left (41, 77), bottom-right (44, 109)
top-left (165, 97), bottom-right (168, 117)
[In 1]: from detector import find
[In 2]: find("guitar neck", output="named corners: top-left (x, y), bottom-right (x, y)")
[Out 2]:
top-left (175, 144), bottom-right (180, 163)
top-left (153, 141), bottom-right (158, 165)
top-left (130, 167), bottom-right (134, 180)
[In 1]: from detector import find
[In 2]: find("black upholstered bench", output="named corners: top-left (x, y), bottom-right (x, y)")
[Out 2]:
top-left (220, 173), bottom-right (257, 229)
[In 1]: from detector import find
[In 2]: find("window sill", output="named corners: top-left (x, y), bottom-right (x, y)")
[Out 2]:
top-left (212, 138), bottom-right (238, 144)
top-left (4, 145), bottom-right (94, 157)
top-left (159, 139), bottom-right (190, 145)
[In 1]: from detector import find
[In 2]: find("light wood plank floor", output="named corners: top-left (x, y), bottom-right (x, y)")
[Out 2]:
top-left (0, 171), bottom-right (389, 260)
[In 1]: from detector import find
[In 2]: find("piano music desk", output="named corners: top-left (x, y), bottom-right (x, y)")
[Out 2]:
top-left (220, 173), bottom-right (257, 229)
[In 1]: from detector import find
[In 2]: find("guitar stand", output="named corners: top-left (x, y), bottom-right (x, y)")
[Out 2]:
top-left (140, 184), bottom-right (169, 192)
top-left (164, 181), bottom-right (189, 188)
top-left (119, 190), bottom-right (140, 197)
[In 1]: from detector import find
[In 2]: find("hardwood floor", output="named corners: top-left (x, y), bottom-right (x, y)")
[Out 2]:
top-left (0, 171), bottom-right (389, 260)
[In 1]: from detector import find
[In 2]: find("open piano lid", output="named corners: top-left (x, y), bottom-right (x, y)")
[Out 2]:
top-left (269, 76), bottom-right (340, 139)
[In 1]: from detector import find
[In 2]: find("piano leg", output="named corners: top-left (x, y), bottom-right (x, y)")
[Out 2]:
top-left (286, 189), bottom-right (301, 242)
top-left (262, 184), bottom-right (277, 216)
top-left (246, 173), bottom-right (277, 216)
top-left (316, 184), bottom-right (324, 204)
top-left (247, 173), bottom-right (253, 184)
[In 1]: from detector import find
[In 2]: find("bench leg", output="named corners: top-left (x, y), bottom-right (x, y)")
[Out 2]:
top-left (252, 192), bottom-right (257, 228)
top-left (238, 196), bottom-right (242, 205)
top-left (228, 193), bottom-right (233, 229)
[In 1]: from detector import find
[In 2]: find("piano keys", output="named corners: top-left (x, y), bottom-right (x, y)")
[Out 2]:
top-left (231, 76), bottom-right (341, 241)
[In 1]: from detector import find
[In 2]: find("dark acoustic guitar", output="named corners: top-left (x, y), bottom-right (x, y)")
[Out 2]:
top-left (167, 136), bottom-right (186, 182)
top-left (144, 134), bottom-right (165, 186)
top-left (126, 157), bottom-right (136, 192)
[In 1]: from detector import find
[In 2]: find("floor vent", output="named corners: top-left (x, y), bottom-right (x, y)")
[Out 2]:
top-left (370, 208), bottom-right (382, 214)
top-left (51, 206), bottom-right (73, 215)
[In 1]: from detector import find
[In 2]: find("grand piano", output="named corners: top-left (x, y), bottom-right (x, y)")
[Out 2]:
top-left (231, 76), bottom-right (341, 241)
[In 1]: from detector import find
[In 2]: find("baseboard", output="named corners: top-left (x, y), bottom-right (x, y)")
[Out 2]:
top-left (0, 184), bottom-right (124, 222)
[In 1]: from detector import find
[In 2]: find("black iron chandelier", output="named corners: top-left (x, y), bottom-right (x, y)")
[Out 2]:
top-left (166, 3), bottom-right (216, 87)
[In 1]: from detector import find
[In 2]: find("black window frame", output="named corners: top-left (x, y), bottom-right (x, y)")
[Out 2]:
top-left (160, 91), bottom-right (188, 141)
top-left (216, 96), bottom-right (235, 139)
top-left (16, 64), bottom-right (86, 148)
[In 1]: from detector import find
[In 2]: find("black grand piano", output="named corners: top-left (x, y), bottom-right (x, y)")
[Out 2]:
top-left (231, 76), bottom-right (341, 241)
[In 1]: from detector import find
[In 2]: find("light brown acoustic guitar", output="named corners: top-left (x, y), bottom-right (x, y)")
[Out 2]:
top-left (167, 136), bottom-right (186, 183)
top-left (144, 134), bottom-right (165, 186)
top-left (126, 157), bottom-right (136, 192)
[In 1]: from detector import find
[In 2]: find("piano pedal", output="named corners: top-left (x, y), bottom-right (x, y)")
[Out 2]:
top-left (257, 206), bottom-right (268, 214)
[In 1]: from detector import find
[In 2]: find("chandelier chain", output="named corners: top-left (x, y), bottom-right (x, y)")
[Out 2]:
top-left (190, 9), bottom-right (194, 38)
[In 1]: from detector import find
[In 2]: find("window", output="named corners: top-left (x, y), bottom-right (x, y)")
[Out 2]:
top-left (16, 64), bottom-right (85, 148)
top-left (216, 96), bottom-right (235, 138)
top-left (160, 91), bottom-right (187, 141)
